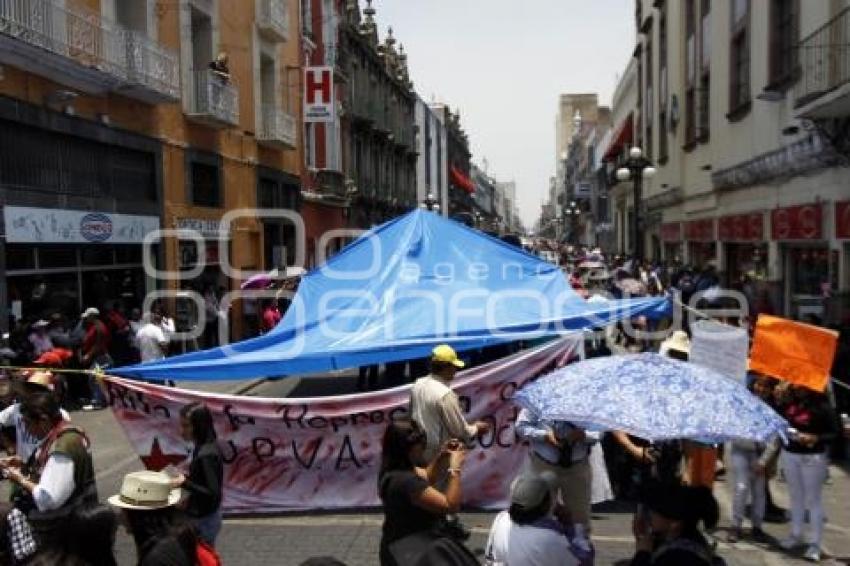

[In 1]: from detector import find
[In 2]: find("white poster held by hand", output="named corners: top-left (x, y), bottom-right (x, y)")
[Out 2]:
top-left (690, 320), bottom-right (749, 383)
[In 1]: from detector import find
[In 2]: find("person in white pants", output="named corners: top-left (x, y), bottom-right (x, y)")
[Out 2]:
top-left (727, 437), bottom-right (779, 543)
top-left (777, 385), bottom-right (837, 563)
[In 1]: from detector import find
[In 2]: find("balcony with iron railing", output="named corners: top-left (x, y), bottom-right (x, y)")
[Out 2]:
top-left (0, 0), bottom-right (180, 104)
top-left (258, 104), bottom-right (297, 148)
top-left (0, 0), bottom-right (127, 93)
top-left (795, 7), bottom-right (850, 118)
top-left (187, 69), bottom-right (239, 128)
top-left (316, 168), bottom-right (348, 201)
top-left (257, 0), bottom-right (288, 42)
top-left (121, 30), bottom-right (180, 103)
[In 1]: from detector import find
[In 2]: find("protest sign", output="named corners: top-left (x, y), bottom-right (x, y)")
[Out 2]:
top-left (690, 320), bottom-right (749, 383)
top-left (749, 315), bottom-right (838, 392)
top-left (104, 336), bottom-right (582, 514)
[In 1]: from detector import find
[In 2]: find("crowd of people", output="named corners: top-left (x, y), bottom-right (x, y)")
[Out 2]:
top-left (0, 247), bottom-right (848, 565)
top-left (0, 368), bottom-right (225, 565)
top-left (367, 248), bottom-right (848, 565)
top-left (0, 303), bottom-right (186, 410)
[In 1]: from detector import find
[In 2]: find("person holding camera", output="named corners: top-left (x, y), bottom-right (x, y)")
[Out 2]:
top-left (378, 418), bottom-right (476, 566)
top-left (0, 389), bottom-right (97, 558)
top-left (515, 408), bottom-right (598, 551)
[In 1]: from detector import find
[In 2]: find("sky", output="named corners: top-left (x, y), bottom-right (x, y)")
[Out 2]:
top-left (374, 0), bottom-right (635, 229)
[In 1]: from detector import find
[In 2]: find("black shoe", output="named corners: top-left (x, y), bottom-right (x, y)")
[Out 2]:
top-left (750, 527), bottom-right (769, 543)
top-left (726, 529), bottom-right (741, 543)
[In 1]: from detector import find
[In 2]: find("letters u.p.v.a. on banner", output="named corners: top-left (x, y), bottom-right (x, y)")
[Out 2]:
top-left (104, 336), bottom-right (581, 514)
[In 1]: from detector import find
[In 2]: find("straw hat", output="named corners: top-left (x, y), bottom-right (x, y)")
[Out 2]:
top-left (659, 330), bottom-right (691, 357)
top-left (16, 370), bottom-right (57, 393)
top-left (108, 471), bottom-right (181, 510)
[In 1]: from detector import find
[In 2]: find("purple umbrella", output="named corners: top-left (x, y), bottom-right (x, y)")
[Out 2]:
top-left (240, 273), bottom-right (272, 290)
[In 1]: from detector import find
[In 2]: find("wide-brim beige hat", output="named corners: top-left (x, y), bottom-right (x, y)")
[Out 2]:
top-left (108, 470), bottom-right (182, 510)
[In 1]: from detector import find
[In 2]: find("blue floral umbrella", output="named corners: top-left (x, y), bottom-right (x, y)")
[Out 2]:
top-left (514, 353), bottom-right (787, 443)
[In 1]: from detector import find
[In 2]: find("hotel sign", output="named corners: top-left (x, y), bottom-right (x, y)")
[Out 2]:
top-left (304, 66), bottom-right (335, 123)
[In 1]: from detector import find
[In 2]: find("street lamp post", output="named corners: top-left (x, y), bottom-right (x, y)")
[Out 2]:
top-left (616, 147), bottom-right (656, 263)
top-left (564, 200), bottom-right (581, 245)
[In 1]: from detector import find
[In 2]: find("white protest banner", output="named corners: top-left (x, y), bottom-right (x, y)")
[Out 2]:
top-left (104, 336), bottom-right (582, 514)
top-left (689, 319), bottom-right (749, 383)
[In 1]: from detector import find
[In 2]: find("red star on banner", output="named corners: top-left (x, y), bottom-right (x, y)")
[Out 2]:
top-left (140, 438), bottom-right (187, 471)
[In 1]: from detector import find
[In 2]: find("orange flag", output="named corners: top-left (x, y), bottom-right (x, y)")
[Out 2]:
top-left (749, 315), bottom-right (838, 392)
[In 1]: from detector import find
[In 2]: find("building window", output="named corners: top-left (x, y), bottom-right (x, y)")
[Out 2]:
top-left (645, 35), bottom-right (654, 161)
top-left (301, 0), bottom-right (313, 37)
top-left (769, 0), bottom-right (799, 87)
top-left (699, 74), bottom-right (710, 141)
top-left (729, 0), bottom-right (751, 119)
top-left (684, 0), bottom-right (697, 149)
top-left (698, 0), bottom-right (711, 141)
top-left (0, 119), bottom-right (157, 205)
top-left (188, 158), bottom-right (221, 208)
top-left (304, 123), bottom-right (316, 168)
top-left (658, 8), bottom-right (669, 162)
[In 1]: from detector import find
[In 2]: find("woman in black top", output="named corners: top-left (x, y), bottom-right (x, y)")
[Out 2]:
top-left (378, 419), bottom-right (467, 566)
top-left (630, 484), bottom-right (721, 566)
top-left (777, 385), bottom-right (837, 561)
top-left (171, 402), bottom-right (224, 547)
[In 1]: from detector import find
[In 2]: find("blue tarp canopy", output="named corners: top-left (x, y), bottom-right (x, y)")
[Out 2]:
top-left (113, 210), bottom-right (665, 380)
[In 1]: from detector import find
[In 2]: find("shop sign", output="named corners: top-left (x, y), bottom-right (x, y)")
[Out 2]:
top-left (836, 201), bottom-right (850, 239)
top-left (684, 219), bottom-right (715, 242)
top-left (3, 206), bottom-right (159, 244)
top-left (771, 204), bottom-right (822, 240)
top-left (304, 66), bottom-right (334, 123)
top-left (175, 218), bottom-right (226, 239)
top-left (660, 222), bottom-right (682, 242)
top-left (718, 213), bottom-right (764, 242)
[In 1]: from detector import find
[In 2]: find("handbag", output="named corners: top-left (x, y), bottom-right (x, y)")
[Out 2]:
top-left (388, 530), bottom-right (479, 566)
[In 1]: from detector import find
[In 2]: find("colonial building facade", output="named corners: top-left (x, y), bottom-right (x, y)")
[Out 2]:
top-left (606, 0), bottom-right (850, 320)
top-left (342, 4), bottom-right (418, 228)
top-left (0, 0), bottom-right (301, 338)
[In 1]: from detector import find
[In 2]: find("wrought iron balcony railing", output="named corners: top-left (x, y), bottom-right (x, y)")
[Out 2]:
top-left (257, 0), bottom-right (288, 42)
top-left (123, 30), bottom-right (180, 102)
top-left (258, 104), bottom-right (297, 148)
top-left (188, 69), bottom-right (239, 127)
top-left (796, 7), bottom-right (850, 109)
top-left (0, 0), bottom-right (127, 85)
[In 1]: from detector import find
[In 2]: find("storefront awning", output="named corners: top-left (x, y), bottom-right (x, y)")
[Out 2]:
top-left (450, 166), bottom-right (476, 194)
top-left (603, 114), bottom-right (634, 162)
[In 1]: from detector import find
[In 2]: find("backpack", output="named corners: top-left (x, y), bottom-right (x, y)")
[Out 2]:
top-left (196, 540), bottom-right (222, 566)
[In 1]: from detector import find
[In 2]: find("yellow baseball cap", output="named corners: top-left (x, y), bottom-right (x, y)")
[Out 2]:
top-left (432, 345), bottom-right (465, 368)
